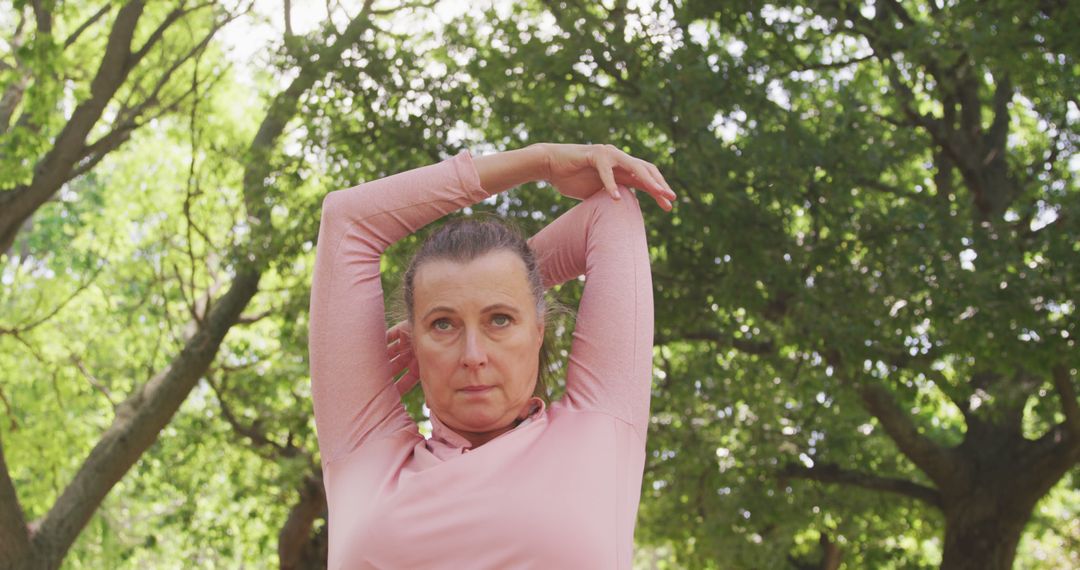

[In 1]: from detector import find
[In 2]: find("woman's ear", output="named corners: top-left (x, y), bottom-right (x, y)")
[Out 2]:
top-left (536, 322), bottom-right (545, 348)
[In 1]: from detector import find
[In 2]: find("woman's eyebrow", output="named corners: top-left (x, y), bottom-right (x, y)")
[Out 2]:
top-left (483, 303), bottom-right (521, 315)
top-left (422, 306), bottom-right (455, 321)
top-left (421, 303), bottom-right (521, 321)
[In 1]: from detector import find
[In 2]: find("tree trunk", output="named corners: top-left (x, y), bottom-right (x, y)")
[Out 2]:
top-left (940, 503), bottom-right (1031, 570)
top-left (819, 533), bottom-right (842, 570)
top-left (293, 524), bottom-right (329, 570)
top-left (937, 418), bottom-right (1077, 570)
top-left (279, 470), bottom-right (327, 570)
top-left (828, 365), bottom-right (1079, 570)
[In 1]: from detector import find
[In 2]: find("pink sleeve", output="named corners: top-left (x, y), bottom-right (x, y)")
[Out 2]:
top-left (308, 150), bottom-right (492, 465)
top-left (526, 185), bottom-right (655, 442)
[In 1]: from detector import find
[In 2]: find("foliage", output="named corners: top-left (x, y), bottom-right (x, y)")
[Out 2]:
top-left (1, 0), bottom-right (1077, 568)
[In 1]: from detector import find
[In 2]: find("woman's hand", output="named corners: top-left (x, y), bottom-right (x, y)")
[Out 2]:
top-left (540, 143), bottom-right (676, 211)
top-left (386, 320), bottom-right (420, 395)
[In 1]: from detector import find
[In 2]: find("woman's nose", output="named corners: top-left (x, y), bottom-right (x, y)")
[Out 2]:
top-left (461, 330), bottom-right (487, 369)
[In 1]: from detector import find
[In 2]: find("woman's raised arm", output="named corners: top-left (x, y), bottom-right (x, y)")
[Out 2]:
top-left (526, 144), bottom-right (674, 442)
top-left (527, 185), bottom-right (656, 443)
top-left (310, 149), bottom-right (509, 465)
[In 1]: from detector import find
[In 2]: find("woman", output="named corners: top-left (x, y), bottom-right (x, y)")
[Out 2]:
top-left (309, 143), bottom-right (675, 568)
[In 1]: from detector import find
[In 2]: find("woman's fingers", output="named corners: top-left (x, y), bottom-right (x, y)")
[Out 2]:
top-left (629, 159), bottom-right (665, 194)
top-left (386, 321), bottom-right (414, 361)
top-left (388, 333), bottom-right (411, 352)
top-left (387, 340), bottom-right (408, 360)
top-left (645, 162), bottom-right (674, 195)
top-left (391, 344), bottom-right (421, 395)
top-left (626, 160), bottom-right (675, 210)
top-left (394, 361), bottom-right (420, 395)
top-left (386, 321), bottom-right (411, 342)
top-left (595, 147), bottom-right (621, 200)
top-left (598, 145), bottom-right (675, 210)
top-left (548, 143), bottom-right (674, 206)
top-left (389, 350), bottom-right (413, 370)
top-left (554, 143), bottom-right (675, 208)
top-left (621, 165), bottom-right (675, 211)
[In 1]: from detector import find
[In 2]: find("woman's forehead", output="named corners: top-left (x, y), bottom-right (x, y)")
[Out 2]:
top-left (413, 250), bottom-right (533, 307)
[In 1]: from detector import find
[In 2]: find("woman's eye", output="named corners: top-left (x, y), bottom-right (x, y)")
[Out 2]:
top-left (491, 314), bottom-right (512, 327)
top-left (433, 319), bottom-right (452, 331)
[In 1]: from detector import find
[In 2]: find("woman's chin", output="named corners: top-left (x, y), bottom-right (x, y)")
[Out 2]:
top-left (453, 408), bottom-right (507, 431)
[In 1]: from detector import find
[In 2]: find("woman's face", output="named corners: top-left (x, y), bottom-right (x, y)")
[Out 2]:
top-left (411, 249), bottom-right (544, 445)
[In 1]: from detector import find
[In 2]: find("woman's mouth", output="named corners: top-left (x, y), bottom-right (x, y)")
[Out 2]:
top-left (461, 386), bottom-right (493, 394)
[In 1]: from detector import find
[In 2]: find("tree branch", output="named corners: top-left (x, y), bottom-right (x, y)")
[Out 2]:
top-left (855, 381), bottom-right (958, 487)
top-left (879, 0), bottom-right (916, 28)
top-left (237, 0), bottom-right (377, 266)
top-left (1, 1), bottom-right (241, 255)
top-left (0, 438), bottom-right (32, 569)
top-left (825, 349), bottom-right (959, 488)
top-left (63, 4), bottom-right (112, 49)
top-left (793, 52), bottom-right (876, 72)
top-left (882, 60), bottom-right (950, 145)
top-left (207, 373), bottom-right (302, 459)
top-left (129, 2), bottom-right (216, 65)
top-left (237, 309), bottom-right (272, 325)
top-left (779, 461), bottom-right (943, 509)
top-left (0, 9), bottom-right (30, 132)
top-left (1023, 422), bottom-right (1080, 498)
top-left (30, 0), bottom-right (52, 34)
top-left (72, 55), bottom-right (230, 183)
top-left (985, 73), bottom-right (1012, 161)
top-left (0, 0), bottom-right (146, 254)
top-left (29, 267), bottom-right (264, 562)
top-left (1052, 364), bottom-right (1079, 434)
top-left (954, 59), bottom-right (982, 143)
top-left (369, 0), bottom-right (438, 16)
top-left (123, 4), bottom-right (233, 116)
top-left (68, 123), bottom-right (136, 180)
top-left (69, 355), bottom-right (119, 409)
top-left (0, 385), bottom-right (15, 430)
top-left (0, 252), bottom-right (108, 336)
top-left (0, 75), bottom-right (29, 134)
top-left (654, 330), bottom-right (775, 355)
top-left (284, 0), bottom-right (294, 38)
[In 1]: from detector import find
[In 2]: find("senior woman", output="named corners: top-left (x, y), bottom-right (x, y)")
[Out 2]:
top-left (308, 142), bottom-right (675, 568)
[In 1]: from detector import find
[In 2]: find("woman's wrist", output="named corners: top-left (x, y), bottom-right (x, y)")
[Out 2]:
top-left (473, 143), bottom-right (550, 194)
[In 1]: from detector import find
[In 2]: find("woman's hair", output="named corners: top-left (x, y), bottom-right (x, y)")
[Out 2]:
top-left (398, 214), bottom-right (566, 405)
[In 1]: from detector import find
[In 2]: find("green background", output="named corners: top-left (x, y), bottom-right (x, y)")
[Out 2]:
top-left (1, 1), bottom-right (1077, 568)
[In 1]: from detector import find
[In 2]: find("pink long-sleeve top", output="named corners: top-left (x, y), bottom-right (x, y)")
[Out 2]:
top-left (308, 149), bottom-right (654, 569)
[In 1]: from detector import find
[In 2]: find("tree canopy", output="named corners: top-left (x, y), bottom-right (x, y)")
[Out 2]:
top-left (1, 1), bottom-right (1076, 568)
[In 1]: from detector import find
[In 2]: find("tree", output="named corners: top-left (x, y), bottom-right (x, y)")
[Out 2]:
top-left (441, 0), bottom-right (1079, 567)
top-left (0, 1), bottom-right (241, 255)
top-left (0, 0), bottom-right (432, 567)
top-left (4, 0), bottom-right (1077, 567)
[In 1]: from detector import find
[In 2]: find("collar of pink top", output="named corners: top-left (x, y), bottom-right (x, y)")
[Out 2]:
top-left (428, 396), bottom-right (547, 454)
